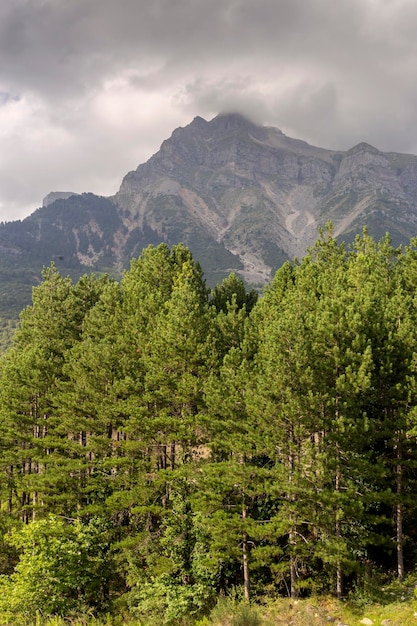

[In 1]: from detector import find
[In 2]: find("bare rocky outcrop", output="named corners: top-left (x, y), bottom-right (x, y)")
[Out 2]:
top-left (113, 112), bottom-right (417, 282)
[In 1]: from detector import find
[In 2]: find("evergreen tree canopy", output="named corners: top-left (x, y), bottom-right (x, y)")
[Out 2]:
top-left (0, 234), bottom-right (417, 621)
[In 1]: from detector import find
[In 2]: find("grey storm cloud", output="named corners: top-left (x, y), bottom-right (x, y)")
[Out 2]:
top-left (1, 0), bottom-right (417, 220)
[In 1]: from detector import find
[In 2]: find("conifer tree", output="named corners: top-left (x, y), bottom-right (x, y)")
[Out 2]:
top-left (362, 235), bottom-right (417, 581)
top-left (210, 272), bottom-right (258, 314)
top-left (248, 256), bottom-right (323, 597)
top-left (0, 267), bottom-right (108, 520)
top-left (249, 229), bottom-right (378, 597)
top-left (199, 346), bottom-right (258, 600)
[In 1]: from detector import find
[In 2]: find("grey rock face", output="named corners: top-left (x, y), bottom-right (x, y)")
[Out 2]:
top-left (114, 113), bottom-right (417, 283)
top-left (3, 111), bottom-right (417, 325)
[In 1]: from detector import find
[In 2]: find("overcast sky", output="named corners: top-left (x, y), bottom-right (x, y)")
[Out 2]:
top-left (1, 0), bottom-right (417, 221)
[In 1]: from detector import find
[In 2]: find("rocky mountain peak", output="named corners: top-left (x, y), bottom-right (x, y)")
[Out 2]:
top-left (346, 142), bottom-right (381, 156)
top-left (166, 112), bottom-right (259, 146)
top-left (113, 114), bottom-right (417, 284)
top-left (43, 191), bottom-right (80, 207)
top-left (2, 113), bottom-right (417, 326)
top-left (208, 111), bottom-right (258, 132)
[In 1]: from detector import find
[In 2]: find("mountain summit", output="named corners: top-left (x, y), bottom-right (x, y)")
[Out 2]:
top-left (113, 112), bottom-right (417, 281)
top-left (2, 112), bottom-right (417, 321)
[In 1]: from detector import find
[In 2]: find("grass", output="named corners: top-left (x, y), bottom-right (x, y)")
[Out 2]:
top-left (2, 576), bottom-right (417, 626)
top-left (202, 594), bottom-right (417, 626)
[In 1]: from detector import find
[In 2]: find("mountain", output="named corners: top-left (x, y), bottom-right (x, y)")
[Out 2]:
top-left (2, 111), bottom-right (417, 327)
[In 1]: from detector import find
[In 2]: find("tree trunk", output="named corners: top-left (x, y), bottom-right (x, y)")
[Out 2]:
top-left (396, 430), bottom-right (404, 582)
top-left (242, 505), bottom-right (250, 601)
top-left (170, 442), bottom-right (176, 470)
top-left (7, 466), bottom-right (13, 514)
top-left (289, 526), bottom-right (297, 600)
top-left (336, 549), bottom-right (343, 600)
top-left (287, 425), bottom-right (298, 599)
top-left (335, 397), bottom-right (343, 599)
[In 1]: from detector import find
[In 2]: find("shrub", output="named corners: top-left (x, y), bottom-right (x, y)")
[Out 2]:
top-left (0, 514), bottom-right (112, 619)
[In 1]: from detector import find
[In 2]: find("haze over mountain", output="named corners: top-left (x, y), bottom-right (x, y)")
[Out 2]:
top-left (2, 111), bottom-right (417, 325)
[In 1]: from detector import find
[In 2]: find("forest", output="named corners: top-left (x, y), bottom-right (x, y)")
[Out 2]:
top-left (1, 226), bottom-right (417, 624)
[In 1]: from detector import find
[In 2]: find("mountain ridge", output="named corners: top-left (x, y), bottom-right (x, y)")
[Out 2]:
top-left (1, 111), bottom-right (417, 326)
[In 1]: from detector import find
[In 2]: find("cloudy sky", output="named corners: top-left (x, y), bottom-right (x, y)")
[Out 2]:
top-left (1, 0), bottom-right (417, 221)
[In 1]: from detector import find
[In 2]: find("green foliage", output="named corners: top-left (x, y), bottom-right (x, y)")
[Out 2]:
top-left (208, 598), bottom-right (262, 626)
top-left (120, 479), bottom-right (218, 624)
top-left (0, 514), bottom-right (19, 576)
top-left (2, 236), bottom-right (417, 623)
top-left (210, 273), bottom-right (258, 314)
top-left (231, 605), bottom-right (262, 626)
top-left (126, 574), bottom-right (213, 625)
top-left (0, 515), bottom-right (112, 618)
top-left (0, 267), bottom-right (111, 519)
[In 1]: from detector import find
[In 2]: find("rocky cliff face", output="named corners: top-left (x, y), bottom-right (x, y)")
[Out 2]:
top-left (1, 112), bottom-right (417, 320)
top-left (112, 112), bottom-right (417, 282)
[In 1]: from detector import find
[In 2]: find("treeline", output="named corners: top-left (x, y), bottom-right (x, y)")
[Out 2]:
top-left (1, 228), bottom-right (417, 622)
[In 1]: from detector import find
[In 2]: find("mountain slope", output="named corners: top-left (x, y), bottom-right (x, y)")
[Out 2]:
top-left (114, 112), bottom-right (417, 281)
top-left (2, 112), bottom-right (417, 323)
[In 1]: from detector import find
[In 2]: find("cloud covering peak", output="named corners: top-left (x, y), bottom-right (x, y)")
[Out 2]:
top-left (1, 0), bottom-right (417, 220)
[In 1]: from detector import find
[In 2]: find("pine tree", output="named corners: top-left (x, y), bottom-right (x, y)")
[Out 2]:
top-left (0, 267), bottom-right (108, 520)
top-left (362, 235), bottom-right (417, 581)
top-left (198, 346), bottom-right (262, 601)
top-left (248, 228), bottom-right (379, 597)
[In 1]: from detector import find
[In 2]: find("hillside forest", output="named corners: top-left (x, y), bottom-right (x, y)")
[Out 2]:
top-left (2, 226), bottom-right (417, 623)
